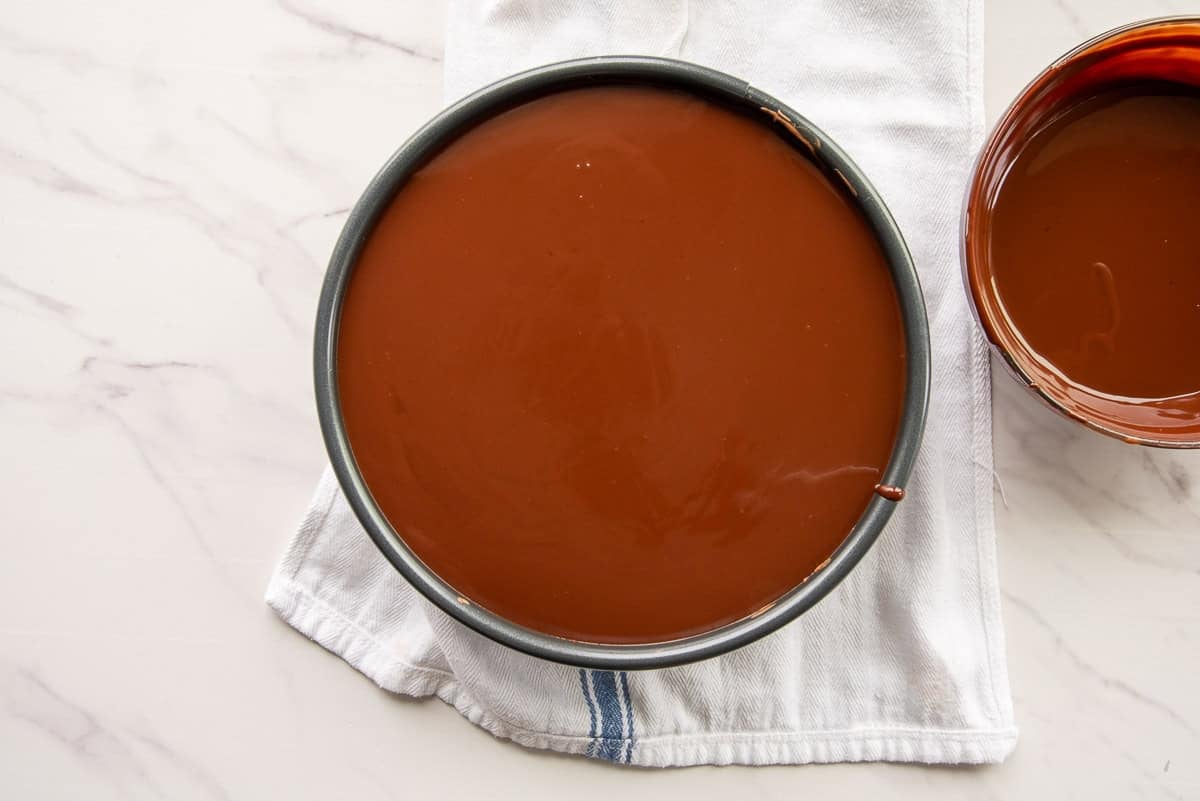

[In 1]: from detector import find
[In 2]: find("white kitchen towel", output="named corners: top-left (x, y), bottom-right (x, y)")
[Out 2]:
top-left (267, 0), bottom-right (1017, 766)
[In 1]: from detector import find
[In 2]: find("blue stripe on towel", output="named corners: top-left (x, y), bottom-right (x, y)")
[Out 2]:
top-left (590, 670), bottom-right (624, 762)
top-left (578, 668), bottom-right (598, 758)
top-left (619, 671), bottom-right (635, 764)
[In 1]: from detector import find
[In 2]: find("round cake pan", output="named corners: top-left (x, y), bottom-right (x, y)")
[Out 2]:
top-left (315, 56), bottom-right (931, 669)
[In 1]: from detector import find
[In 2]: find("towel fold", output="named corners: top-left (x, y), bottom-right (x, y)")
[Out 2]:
top-left (267, 0), bottom-right (1017, 766)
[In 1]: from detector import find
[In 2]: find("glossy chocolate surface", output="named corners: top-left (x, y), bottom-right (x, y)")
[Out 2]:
top-left (337, 85), bottom-right (905, 643)
top-left (990, 85), bottom-right (1200, 423)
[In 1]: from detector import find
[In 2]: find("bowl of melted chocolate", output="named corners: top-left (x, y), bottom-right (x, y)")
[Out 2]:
top-left (317, 58), bottom-right (930, 668)
top-left (965, 17), bottom-right (1200, 447)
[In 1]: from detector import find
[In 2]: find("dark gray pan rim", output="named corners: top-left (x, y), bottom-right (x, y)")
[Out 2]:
top-left (314, 56), bottom-right (931, 670)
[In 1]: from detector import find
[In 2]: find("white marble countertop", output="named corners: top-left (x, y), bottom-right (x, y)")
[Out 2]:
top-left (3, 0), bottom-right (1198, 798)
